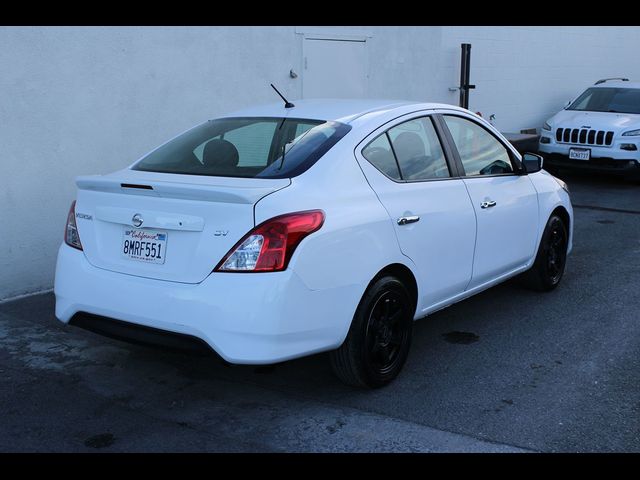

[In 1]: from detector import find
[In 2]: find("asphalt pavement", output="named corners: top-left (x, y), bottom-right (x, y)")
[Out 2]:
top-left (1, 170), bottom-right (638, 452)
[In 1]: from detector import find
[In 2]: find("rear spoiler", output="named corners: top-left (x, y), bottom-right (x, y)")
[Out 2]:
top-left (76, 175), bottom-right (291, 204)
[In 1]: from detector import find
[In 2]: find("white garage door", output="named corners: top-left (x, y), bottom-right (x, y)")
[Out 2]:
top-left (302, 38), bottom-right (368, 99)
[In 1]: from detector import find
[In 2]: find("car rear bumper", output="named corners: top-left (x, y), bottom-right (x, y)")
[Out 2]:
top-left (54, 244), bottom-right (359, 364)
top-left (69, 312), bottom-right (214, 353)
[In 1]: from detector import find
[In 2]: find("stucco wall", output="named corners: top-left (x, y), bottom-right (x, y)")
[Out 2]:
top-left (438, 26), bottom-right (640, 132)
top-left (1, 26), bottom-right (302, 300)
top-left (1, 26), bottom-right (639, 300)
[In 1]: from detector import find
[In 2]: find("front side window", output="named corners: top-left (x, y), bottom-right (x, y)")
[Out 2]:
top-left (443, 115), bottom-right (514, 176)
top-left (133, 117), bottom-right (351, 179)
top-left (568, 87), bottom-right (640, 114)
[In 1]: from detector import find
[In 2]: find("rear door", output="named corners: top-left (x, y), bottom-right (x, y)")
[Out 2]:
top-left (440, 113), bottom-right (539, 289)
top-left (354, 114), bottom-right (477, 310)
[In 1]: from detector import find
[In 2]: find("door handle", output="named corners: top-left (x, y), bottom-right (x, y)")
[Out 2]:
top-left (397, 216), bottom-right (420, 225)
top-left (480, 200), bottom-right (497, 209)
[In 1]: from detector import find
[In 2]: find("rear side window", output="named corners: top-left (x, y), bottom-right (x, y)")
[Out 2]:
top-left (362, 134), bottom-right (401, 180)
top-left (133, 117), bottom-right (351, 179)
top-left (361, 116), bottom-right (450, 181)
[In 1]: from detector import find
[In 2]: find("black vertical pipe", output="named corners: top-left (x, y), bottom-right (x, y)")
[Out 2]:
top-left (459, 43), bottom-right (472, 109)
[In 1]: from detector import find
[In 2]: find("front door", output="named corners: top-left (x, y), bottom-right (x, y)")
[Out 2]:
top-left (441, 114), bottom-right (539, 289)
top-left (355, 115), bottom-right (477, 312)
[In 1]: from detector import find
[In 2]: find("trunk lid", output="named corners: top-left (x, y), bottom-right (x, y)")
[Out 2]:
top-left (74, 169), bottom-right (290, 283)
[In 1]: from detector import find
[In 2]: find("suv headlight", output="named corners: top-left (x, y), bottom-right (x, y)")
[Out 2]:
top-left (622, 129), bottom-right (640, 136)
top-left (542, 121), bottom-right (552, 131)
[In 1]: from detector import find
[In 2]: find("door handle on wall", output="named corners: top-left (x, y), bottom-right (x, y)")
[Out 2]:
top-left (397, 216), bottom-right (420, 225)
top-left (480, 200), bottom-right (497, 209)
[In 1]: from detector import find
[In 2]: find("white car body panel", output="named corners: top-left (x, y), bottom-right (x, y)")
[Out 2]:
top-left (74, 171), bottom-right (290, 283)
top-left (527, 170), bottom-right (574, 256)
top-left (54, 246), bottom-right (361, 363)
top-left (55, 99), bottom-right (574, 364)
top-left (462, 175), bottom-right (539, 288)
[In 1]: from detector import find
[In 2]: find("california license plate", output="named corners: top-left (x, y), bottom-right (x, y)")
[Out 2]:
top-left (122, 228), bottom-right (167, 264)
top-left (569, 148), bottom-right (590, 161)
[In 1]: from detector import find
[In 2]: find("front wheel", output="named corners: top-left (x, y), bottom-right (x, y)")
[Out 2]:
top-left (522, 214), bottom-right (568, 291)
top-left (330, 276), bottom-right (414, 388)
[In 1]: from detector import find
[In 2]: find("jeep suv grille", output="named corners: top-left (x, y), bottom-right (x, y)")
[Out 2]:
top-left (555, 128), bottom-right (614, 146)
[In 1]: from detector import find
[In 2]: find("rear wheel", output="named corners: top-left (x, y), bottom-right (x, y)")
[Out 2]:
top-left (330, 276), bottom-right (413, 388)
top-left (522, 214), bottom-right (568, 291)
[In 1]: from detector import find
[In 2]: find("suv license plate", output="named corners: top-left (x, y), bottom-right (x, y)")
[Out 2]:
top-left (569, 148), bottom-right (590, 161)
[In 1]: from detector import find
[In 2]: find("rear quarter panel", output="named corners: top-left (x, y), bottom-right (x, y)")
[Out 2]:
top-left (255, 140), bottom-right (414, 291)
top-left (254, 139), bottom-right (418, 340)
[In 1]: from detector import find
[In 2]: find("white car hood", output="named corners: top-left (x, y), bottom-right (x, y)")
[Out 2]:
top-left (550, 109), bottom-right (640, 131)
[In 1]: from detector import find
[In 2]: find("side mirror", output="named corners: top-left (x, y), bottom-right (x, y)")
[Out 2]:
top-left (522, 152), bottom-right (543, 174)
top-left (564, 99), bottom-right (572, 109)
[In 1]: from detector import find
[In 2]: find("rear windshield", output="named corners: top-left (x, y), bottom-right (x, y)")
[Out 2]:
top-left (568, 87), bottom-right (640, 114)
top-left (132, 117), bottom-right (352, 179)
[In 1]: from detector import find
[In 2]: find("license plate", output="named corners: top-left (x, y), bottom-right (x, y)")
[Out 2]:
top-left (122, 228), bottom-right (167, 264)
top-left (569, 148), bottom-right (590, 161)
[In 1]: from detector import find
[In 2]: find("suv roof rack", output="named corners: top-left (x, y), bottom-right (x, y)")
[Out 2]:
top-left (594, 77), bottom-right (629, 85)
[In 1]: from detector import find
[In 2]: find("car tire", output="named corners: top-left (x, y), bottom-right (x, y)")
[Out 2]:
top-left (330, 276), bottom-right (413, 388)
top-left (522, 214), bottom-right (568, 292)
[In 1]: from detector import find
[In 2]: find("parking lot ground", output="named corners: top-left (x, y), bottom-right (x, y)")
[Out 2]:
top-left (1, 171), bottom-right (639, 452)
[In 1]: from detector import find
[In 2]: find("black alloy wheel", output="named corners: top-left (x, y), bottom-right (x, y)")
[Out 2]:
top-left (364, 289), bottom-right (408, 376)
top-left (330, 276), bottom-right (414, 388)
top-left (545, 220), bottom-right (567, 285)
top-left (523, 214), bottom-right (568, 291)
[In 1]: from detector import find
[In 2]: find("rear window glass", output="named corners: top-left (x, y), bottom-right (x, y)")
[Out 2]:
top-left (133, 117), bottom-right (352, 179)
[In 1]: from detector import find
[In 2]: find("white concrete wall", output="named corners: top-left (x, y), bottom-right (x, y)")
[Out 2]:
top-left (438, 26), bottom-right (640, 132)
top-left (2, 26), bottom-right (639, 300)
top-left (0, 26), bottom-right (302, 300)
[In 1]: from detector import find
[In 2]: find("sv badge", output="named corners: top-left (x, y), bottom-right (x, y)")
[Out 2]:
top-left (214, 230), bottom-right (229, 237)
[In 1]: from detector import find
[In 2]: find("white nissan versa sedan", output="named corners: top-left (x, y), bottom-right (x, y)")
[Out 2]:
top-left (55, 99), bottom-right (573, 388)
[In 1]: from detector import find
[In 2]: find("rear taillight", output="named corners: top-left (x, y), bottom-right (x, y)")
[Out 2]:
top-left (215, 210), bottom-right (325, 272)
top-left (65, 200), bottom-right (83, 250)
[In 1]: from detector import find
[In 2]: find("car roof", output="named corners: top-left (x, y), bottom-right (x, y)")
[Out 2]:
top-left (222, 99), bottom-right (464, 124)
